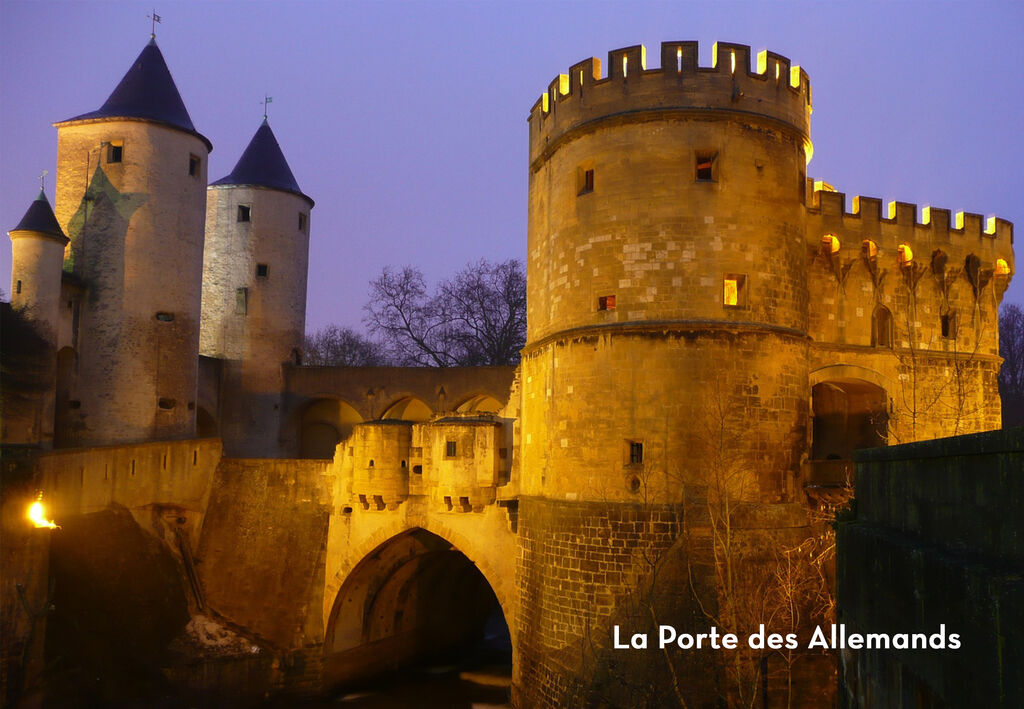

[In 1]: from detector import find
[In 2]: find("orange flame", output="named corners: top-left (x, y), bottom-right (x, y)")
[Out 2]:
top-left (28, 493), bottom-right (57, 529)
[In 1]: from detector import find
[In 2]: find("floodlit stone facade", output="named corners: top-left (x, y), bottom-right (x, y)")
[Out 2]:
top-left (2, 36), bottom-right (1015, 708)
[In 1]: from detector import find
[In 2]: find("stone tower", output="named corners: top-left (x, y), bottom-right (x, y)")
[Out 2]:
top-left (6, 190), bottom-right (69, 445)
top-left (51, 38), bottom-right (211, 446)
top-left (200, 119), bottom-right (313, 456)
top-left (516, 42), bottom-right (814, 704)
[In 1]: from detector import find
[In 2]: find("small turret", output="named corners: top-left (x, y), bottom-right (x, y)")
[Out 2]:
top-left (6, 189), bottom-right (69, 445)
top-left (201, 119), bottom-right (313, 456)
top-left (8, 189), bottom-right (68, 340)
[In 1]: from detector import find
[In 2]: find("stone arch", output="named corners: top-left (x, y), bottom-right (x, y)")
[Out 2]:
top-left (380, 396), bottom-right (432, 422)
top-left (299, 397), bottom-right (363, 458)
top-left (455, 393), bottom-right (504, 414)
top-left (323, 526), bottom-right (512, 689)
top-left (810, 375), bottom-right (889, 461)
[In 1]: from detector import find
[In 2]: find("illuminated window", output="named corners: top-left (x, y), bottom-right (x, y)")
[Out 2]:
top-left (237, 205), bottom-right (251, 222)
top-left (578, 165), bottom-right (595, 195)
top-left (862, 240), bottom-right (878, 263)
top-left (598, 295), bottom-right (616, 311)
top-left (188, 154), bottom-right (200, 177)
top-left (897, 244), bottom-right (914, 266)
top-left (629, 441), bottom-right (644, 465)
top-left (445, 440), bottom-right (457, 458)
top-left (872, 306), bottom-right (893, 348)
top-left (256, 263), bottom-right (269, 278)
top-left (941, 312), bottom-right (958, 339)
top-left (696, 152), bottom-right (717, 182)
top-left (995, 258), bottom-right (1010, 277)
top-left (723, 274), bottom-right (746, 307)
top-left (822, 234), bottom-right (840, 254)
top-left (298, 212), bottom-right (308, 232)
top-left (235, 287), bottom-right (248, 315)
top-left (107, 142), bottom-right (123, 163)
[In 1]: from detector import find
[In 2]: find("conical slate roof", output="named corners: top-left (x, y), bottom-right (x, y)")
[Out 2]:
top-left (211, 119), bottom-right (313, 205)
top-left (58, 38), bottom-right (211, 151)
top-left (9, 190), bottom-right (68, 243)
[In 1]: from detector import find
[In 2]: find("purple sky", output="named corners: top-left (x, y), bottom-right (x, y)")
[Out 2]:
top-left (2, 1), bottom-right (1022, 333)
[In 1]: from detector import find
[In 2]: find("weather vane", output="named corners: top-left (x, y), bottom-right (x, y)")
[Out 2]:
top-left (39, 170), bottom-right (48, 192)
top-left (262, 95), bottom-right (273, 119)
top-left (148, 9), bottom-right (162, 38)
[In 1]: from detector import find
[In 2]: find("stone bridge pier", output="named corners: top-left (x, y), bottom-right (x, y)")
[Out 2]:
top-left (320, 415), bottom-right (520, 691)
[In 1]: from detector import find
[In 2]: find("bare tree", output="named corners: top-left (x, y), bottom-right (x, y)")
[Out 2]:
top-left (364, 259), bottom-right (526, 367)
top-left (303, 325), bottom-right (389, 366)
top-left (999, 303), bottom-right (1024, 428)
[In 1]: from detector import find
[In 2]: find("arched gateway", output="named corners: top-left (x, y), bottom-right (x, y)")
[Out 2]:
top-left (323, 527), bottom-right (514, 690)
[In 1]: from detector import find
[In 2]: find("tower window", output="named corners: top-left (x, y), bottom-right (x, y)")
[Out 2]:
top-left (577, 163), bottom-right (595, 195)
top-left (237, 205), bottom-right (251, 222)
top-left (723, 274), bottom-right (746, 307)
top-left (629, 441), bottom-right (644, 465)
top-left (445, 440), bottom-right (457, 458)
top-left (298, 212), bottom-right (308, 232)
top-left (155, 312), bottom-right (174, 322)
top-left (107, 142), bottom-right (123, 163)
top-left (872, 306), bottom-right (893, 348)
top-left (15, 280), bottom-right (22, 294)
top-left (256, 263), bottom-right (269, 278)
top-left (235, 287), bottom-right (248, 315)
top-left (188, 154), bottom-right (200, 176)
top-left (696, 152), bottom-right (717, 181)
top-left (941, 312), bottom-right (958, 339)
top-left (598, 295), bottom-right (616, 311)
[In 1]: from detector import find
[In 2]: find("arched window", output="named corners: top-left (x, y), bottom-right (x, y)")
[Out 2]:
top-left (897, 244), bottom-right (914, 267)
top-left (872, 306), bottom-right (893, 348)
top-left (995, 258), bottom-right (1010, 277)
top-left (822, 234), bottom-right (840, 255)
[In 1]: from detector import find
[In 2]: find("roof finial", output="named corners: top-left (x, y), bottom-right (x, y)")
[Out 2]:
top-left (148, 9), bottom-right (162, 38)
top-left (262, 94), bottom-right (273, 120)
top-left (39, 170), bottom-right (48, 193)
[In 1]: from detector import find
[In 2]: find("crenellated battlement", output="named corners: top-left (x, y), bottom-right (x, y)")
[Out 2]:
top-left (528, 41), bottom-right (812, 167)
top-left (807, 180), bottom-right (1014, 270)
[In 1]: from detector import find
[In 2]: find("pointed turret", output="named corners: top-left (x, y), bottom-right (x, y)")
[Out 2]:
top-left (8, 189), bottom-right (69, 446)
top-left (51, 38), bottom-right (211, 447)
top-left (10, 189), bottom-right (68, 243)
top-left (59, 38), bottom-right (211, 149)
top-left (201, 120), bottom-right (313, 456)
top-left (211, 119), bottom-right (313, 205)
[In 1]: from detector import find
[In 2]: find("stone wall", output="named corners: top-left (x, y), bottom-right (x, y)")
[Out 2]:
top-left (837, 427), bottom-right (1023, 707)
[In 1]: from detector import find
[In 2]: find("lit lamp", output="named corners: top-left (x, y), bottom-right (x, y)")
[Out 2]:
top-left (27, 492), bottom-right (57, 529)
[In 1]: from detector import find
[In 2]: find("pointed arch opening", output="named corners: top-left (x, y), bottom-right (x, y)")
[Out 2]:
top-left (455, 394), bottom-right (503, 414)
top-left (323, 528), bottom-right (511, 692)
top-left (380, 396), bottom-right (433, 422)
top-left (300, 397), bottom-right (363, 458)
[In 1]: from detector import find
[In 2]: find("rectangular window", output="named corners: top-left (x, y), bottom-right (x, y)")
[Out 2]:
top-left (298, 212), bottom-right (308, 232)
top-left (188, 154), bottom-right (200, 176)
top-left (445, 440), bottom-right (457, 458)
top-left (724, 274), bottom-right (746, 307)
top-left (237, 205), bottom-right (251, 222)
top-left (941, 312), bottom-right (957, 339)
top-left (16, 280), bottom-right (22, 294)
top-left (577, 163), bottom-right (595, 195)
top-left (256, 263), bottom-right (269, 278)
top-left (696, 151), bottom-right (717, 181)
top-left (235, 287), bottom-right (248, 315)
top-left (598, 294), bottom-right (616, 311)
top-left (629, 441), bottom-right (644, 465)
top-left (107, 142), bottom-right (123, 163)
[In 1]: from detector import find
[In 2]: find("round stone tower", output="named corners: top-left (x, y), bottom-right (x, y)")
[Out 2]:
top-left (6, 189), bottom-right (69, 445)
top-left (200, 119), bottom-right (313, 456)
top-left (515, 42), bottom-right (814, 705)
top-left (51, 37), bottom-right (211, 446)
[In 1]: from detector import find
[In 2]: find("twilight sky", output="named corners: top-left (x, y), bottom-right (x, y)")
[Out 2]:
top-left (2, 0), bottom-right (1022, 333)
